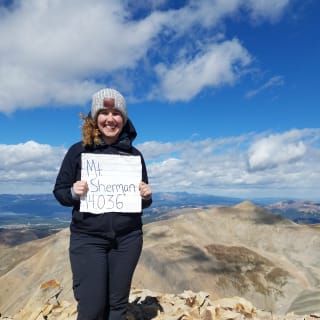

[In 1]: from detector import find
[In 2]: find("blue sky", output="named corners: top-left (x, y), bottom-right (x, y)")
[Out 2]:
top-left (0, 0), bottom-right (319, 200)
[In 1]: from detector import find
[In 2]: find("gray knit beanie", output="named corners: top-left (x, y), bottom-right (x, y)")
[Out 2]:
top-left (91, 88), bottom-right (127, 124)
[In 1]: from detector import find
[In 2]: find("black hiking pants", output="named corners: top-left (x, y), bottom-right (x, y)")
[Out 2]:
top-left (69, 229), bottom-right (143, 320)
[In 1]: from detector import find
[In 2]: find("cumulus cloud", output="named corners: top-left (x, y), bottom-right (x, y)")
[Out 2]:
top-left (138, 129), bottom-right (320, 199)
top-left (0, 141), bottom-right (66, 193)
top-left (0, 129), bottom-right (319, 199)
top-left (245, 0), bottom-right (290, 22)
top-left (0, 0), bottom-right (164, 112)
top-left (0, 0), bottom-right (291, 113)
top-left (155, 39), bottom-right (251, 101)
top-left (247, 129), bottom-right (312, 170)
top-left (137, 141), bottom-right (178, 160)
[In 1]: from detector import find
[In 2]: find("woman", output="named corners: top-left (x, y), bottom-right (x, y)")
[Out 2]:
top-left (53, 88), bottom-right (152, 320)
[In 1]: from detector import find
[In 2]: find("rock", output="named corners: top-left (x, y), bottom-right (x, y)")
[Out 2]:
top-left (0, 281), bottom-right (317, 320)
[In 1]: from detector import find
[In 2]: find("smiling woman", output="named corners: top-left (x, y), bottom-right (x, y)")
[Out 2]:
top-left (53, 88), bottom-right (152, 320)
top-left (81, 89), bottom-right (128, 146)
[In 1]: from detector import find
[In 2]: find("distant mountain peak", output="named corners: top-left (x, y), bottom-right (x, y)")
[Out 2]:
top-left (233, 200), bottom-right (257, 210)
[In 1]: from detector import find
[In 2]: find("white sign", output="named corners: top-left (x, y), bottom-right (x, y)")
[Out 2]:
top-left (80, 153), bottom-right (142, 214)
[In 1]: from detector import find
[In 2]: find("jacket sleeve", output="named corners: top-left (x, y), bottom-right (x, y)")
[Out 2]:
top-left (140, 153), bottom-right (152, 209)
top-left (53, 144), bottom-right (81, 207)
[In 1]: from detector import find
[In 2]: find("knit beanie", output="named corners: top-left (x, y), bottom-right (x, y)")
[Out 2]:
top-left (91, 88), bottom-right (127, 124)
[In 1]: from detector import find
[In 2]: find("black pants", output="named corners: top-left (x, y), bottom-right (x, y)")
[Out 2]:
top-left (69, 229), bottom-right (143, 320)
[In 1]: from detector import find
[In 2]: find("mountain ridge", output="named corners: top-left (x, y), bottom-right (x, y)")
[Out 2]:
top-left (1, 201), bottom-right (319, 319)
top-left (1, 193), bottom-right (320, 231)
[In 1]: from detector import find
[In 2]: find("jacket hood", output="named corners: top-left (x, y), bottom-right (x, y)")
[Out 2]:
top-left (122, 118), bottom-right (137, 141)
top-left (118, 118), bottom-right (137, 147)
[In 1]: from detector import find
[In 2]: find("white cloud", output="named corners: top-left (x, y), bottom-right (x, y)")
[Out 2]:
top-left (246, 75), bottom-right (285, 98)
top-left (139, 129), bottom-right (320, 199)
top-left (0, 0), bottom-right (164, 112)
top-left (0, 129), bottom-right (319, 199)
top-left (155, 39), bottom-right (251, 101)
top-left (246, 0), bottom-right (290, 22)
top-left (0, 140), bottom-right (66, 193)
top-left (137, 141), bottom-right (178, 160)
top-left (247, 129), bottom-right (312, 170)
top-left (0, 0), bottom-right (291, 113)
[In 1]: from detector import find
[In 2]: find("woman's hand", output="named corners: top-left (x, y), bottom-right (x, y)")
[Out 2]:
top-left (73, 180), bottom-right (89, 196)
top-left (139, 181), bottom-right (152, 198)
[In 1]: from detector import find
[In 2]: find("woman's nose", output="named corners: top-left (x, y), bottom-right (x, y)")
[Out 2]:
top-left (105, 112), bottom-right (114, 121)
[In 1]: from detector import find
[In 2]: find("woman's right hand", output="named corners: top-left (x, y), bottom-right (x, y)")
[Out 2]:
top-left (73, 180), bottom-right (89, 196)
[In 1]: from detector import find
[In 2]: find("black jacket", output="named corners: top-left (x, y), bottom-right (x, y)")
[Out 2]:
top-left (53, 119), bottom-right (152, 238)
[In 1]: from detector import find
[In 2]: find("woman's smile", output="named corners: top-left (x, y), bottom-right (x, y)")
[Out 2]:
top-left (97, 108), bottom-right (124, 144)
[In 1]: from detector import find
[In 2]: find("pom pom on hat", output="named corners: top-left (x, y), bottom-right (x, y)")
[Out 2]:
top-left (91, 88), bottom-right (127, 124)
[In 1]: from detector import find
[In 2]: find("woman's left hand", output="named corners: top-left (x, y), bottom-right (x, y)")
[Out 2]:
top-left (139, 181), bottom-right (152, 198)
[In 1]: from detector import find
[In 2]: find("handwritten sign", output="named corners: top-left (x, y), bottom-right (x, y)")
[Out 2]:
top-left (80, 153), bottom-right (142, 214)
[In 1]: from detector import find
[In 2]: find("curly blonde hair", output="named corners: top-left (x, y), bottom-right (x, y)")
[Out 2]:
top-left (80, 113), bottom-right (101, 146)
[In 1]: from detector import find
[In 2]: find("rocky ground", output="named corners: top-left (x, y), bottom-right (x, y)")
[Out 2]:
top-left (1, 279), bottom-right (320, 320)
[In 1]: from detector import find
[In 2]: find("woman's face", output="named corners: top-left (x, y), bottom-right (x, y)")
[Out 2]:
top-left (96, 107), bottom-right (124, 144)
